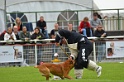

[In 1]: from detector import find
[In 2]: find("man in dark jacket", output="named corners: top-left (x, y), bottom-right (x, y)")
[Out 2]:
top-left (55, 29), bottom-right (102, 79)
top-left (94, 25), bottom-right (107, 37)
top-left (36, 16), bottom-right (46, 35)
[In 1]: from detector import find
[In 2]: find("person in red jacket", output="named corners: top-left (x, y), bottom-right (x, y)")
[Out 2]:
top-left (79, 17), bottom-right (92, 37)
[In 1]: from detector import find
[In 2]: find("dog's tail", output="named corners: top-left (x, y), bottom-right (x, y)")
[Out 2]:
top-left (34, 65), bottom-right (39, 68)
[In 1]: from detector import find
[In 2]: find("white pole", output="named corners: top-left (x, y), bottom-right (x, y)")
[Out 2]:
top-left (93, 41), bottom-right (96, 62)
top-left (4, 0), bottom-right (7, 29)
top-left (35, 44), bottom-right (38, 65)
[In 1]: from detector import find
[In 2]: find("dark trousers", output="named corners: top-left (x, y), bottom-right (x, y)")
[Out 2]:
top-left (75, 39), bottom-right (93, 69)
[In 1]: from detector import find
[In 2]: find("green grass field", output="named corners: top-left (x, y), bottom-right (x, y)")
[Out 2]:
top-left (0, 63), bottom-right (124, 82)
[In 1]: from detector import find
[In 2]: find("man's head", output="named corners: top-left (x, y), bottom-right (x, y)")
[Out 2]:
top-left (97, 25), bottom-right (103, 31)
top-left (54, 23), bottom-right (59, 30)
top-left (34, 27), bottom-right (40, 34)
top-left (68, 23), bottom-right (73, 31)
top-left (7, 27), bottom-right (13, 34)
top-left (13, 26), bottom-right (18, 33)
top-left (93, 13), bottom-right (98, 20)
top-left (22, 26), bottom-right (27, 33)
top-left (40, 16), bottom-right (44, 22)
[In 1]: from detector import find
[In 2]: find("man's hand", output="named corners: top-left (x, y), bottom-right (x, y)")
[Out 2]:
top-left (9, 35), bottom-right (14, 40)
top-left (101, 33), bottom-right (106, 37)
top-left (44, 27), bottom-right (47, 29)
top-left (55, 42), bottom-right (60, 46)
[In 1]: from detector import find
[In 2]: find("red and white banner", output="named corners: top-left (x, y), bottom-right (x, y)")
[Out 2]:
top-left (0, 45), bottom-right (23, 63)
top-left (106, 41), bottom-right (124, 58)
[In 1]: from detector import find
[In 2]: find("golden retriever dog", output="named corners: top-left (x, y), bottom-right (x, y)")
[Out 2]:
top-left (35, 59), bottom-right (74, 80)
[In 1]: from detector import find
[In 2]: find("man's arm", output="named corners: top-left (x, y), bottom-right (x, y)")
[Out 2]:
top-left (99, 19), bottom-right (102, 25)
top-left (4, 33), bottom-right (9, 41)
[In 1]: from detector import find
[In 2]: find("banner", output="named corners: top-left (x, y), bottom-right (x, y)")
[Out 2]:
top-left (0, 45), bottom-right (23, 63)
top-left (106, 41), bottom-right (124, 58)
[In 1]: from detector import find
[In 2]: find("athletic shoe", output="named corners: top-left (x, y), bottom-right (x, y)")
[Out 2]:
top-left (76, 76), bottom-right (82, 79)
top-left (96, 66), bottom-right (102, 77)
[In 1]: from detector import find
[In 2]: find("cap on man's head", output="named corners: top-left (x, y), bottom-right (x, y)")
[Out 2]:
top-left (54, 53), bottom-right (59, 57)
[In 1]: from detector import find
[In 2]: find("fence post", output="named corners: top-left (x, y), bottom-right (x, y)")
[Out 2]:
top-left (117, 9), bottom-right (120, 30)
top-left (35, 44), bottom-right (38, 65)
top-left (93, 41), bottom-right (96, 62)
top-left (35, 12), bottom-right (37, 25)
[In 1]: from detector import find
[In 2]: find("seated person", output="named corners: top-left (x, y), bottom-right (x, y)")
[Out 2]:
top-left (4, 27), bottom-right (16, 41)
top-left (90, 13), bottom-right (102, 32)
top-left (68, 23), bottom-right (76, 32)
top-left (13, 25), bottom-right (20, 40)
top-left (79, 17), bottom-right (92, 37)
top-left (36, 16), bottom-right (49, 39)
top-left (13, 17), bottom-right (23, 31)
top-left (31, 27), bottom-right (45, 40)
top-left (19, 26), bottom-right (30, 42)
top-left (94, 25), bottom-right (107, 38)
top-left (50, 23), bottom-right (59, 39)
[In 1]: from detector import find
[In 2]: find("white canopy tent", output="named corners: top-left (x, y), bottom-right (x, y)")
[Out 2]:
top-left (0, 0), bottom-right (93, 33)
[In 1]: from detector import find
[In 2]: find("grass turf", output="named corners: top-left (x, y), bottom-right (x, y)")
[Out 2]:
top-left (0, 63), bottom-right (124, 82)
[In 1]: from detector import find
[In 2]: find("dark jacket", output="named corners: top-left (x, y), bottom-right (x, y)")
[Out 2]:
top-left (19, 31), bottom-right (30, 40)
top-left (50, 29), bottom-right (58, 36)
top-left (15, 33), bottom-right (20, 40)
top-left (55, 29), bottom-right (86, 44)
top-left (31, 33), bottom-right (45, 39)
top-left (36, 20), bottom-right (46, 29)
top-left (94, 29), bottom-right (107, 37)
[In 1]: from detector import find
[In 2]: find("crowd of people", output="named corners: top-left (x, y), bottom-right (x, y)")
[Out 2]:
top-left (0, 12), bottom-right (106, 42)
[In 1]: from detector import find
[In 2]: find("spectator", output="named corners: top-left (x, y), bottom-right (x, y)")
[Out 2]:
top-left (50, 23), bottom-right (59, 39)
top-left (95, 12), bottom-right (103, 24)
top-left (31, 27), bottom-right (45, 40)
top-left (90, 13), bottom-right (102, 32)
top-left (68, 23), bottom-right (76, 32)
top-left (94, 25), bottom-right (107, 62)
top-left (79, 17), bottom-right (92, 37)
top-left (19, 26), bottom-right (30, 41)
top-left (50, 23), bottom-right (59, 59)
top-left (36, 16), bottom-right (49, 38)
top-left (13, 26), bottom-right (20, 40)
top-left (94, 25), bottom-right (107, 37)
top-left (13, 17), bottom-right (23, 31)
top-left (4, 27), bottom-right (16, 41)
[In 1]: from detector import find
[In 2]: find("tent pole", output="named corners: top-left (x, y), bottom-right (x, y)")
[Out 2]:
top-left (4, 0), bottom-right (7, 30)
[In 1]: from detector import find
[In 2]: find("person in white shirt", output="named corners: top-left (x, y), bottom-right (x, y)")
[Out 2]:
top-left (4, 27), bottom-right (17, 41)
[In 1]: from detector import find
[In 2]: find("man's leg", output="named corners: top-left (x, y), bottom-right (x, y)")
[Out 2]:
top-left (82, 28), bottom-right (87, 37)
top-left (87, 60), bottom-right (102, 77)
top-left (74, 69), bottom-right (83, 79)
top-left (78, 42), bottom-right (102, 77)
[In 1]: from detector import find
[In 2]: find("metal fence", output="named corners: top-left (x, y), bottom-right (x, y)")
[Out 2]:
top-left (0, 37), bottom-right (124, 67)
